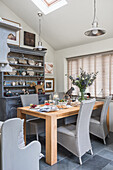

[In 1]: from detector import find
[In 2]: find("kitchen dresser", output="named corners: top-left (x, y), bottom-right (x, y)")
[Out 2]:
top-left (0, 45), bottom-right (49, 121)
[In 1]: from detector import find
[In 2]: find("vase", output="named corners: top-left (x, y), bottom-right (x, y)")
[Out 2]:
top-left (79, 89), bottom-right (86, 101)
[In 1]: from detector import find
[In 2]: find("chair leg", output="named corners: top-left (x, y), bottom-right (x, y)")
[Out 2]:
top-left (35, 124), bottom-right (39, 141)
top-left (79, 157), bottom-right (82, 165)
top-left (103, 139), bottom-right (106, 145)
top-left (90, 148), bottom-right (93, 155)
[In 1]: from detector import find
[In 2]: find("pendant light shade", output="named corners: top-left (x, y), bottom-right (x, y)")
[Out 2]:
top-left (85, 0), bottom-right (106, 37)
top-left (34, 12), bottom-right (47, 51)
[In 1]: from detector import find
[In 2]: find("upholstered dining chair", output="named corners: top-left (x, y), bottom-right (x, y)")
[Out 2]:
top-left (20, 94), bottom-right (44, 140)
top-left (90, 96), bottom-right (112, 144)
top-left (0, 118), bottom-right (41, 170)
top-left (57, 98), bottom-right (96, 165)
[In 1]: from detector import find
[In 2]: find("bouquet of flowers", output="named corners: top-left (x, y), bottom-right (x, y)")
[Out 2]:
top-left (68, 68), bottom-right (98, 101)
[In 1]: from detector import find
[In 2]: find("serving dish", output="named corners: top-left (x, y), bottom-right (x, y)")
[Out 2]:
top-left (71, 101), bottom-right (81, 107)
top-left (30, 105), bottom-right (58, 112)
top-left (57, 105), bottom-right (68, 109)
top-left (19, 58), bottom-right (27, 65)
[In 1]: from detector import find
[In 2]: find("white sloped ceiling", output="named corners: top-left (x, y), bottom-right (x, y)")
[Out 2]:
top-left (1, 0), bottom-right (113, 50)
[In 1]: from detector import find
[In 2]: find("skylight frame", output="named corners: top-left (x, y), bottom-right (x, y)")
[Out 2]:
top-left (32, 0), bottom-right (67, 15)
top-left (44, 0), bottom-right (61, 7)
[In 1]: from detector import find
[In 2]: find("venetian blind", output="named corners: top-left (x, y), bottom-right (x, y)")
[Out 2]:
top-left (67, 52), bottom-right (113, 97)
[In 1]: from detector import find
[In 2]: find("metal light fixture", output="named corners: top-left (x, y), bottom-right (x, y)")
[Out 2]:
top-left (34, 12), bottom-right (47, 51)
top-left (85, 0), bottom-right (106, 37)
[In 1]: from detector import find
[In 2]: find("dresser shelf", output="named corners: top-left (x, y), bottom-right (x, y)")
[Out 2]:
top-left (4, 75), bottom-right (44, 78)
top-left (9, 63), bottom-right (44, 68)
top-left (0, 45), bottom-right (46, 98)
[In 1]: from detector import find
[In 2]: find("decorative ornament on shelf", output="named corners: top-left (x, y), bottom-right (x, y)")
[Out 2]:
top-left (68, 68), bottom-right (98, 101)
top-left (65, 87), bottom-right (74, 98)
top-left (0, 18), bottom-right (21, 72)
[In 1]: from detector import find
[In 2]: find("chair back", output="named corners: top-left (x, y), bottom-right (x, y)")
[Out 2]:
top-left (1, 118), bottom-right (41, 170)
top-left (100, 96), bottom-right (112, 124)
top-left (76, 99), bottom-right (96, 144)
top-left (1, 118), bottom-right (24, 170)
top-left (20, 94), bottom-right (39, 121)
top-left (20, 94), bottom-right (39, 106)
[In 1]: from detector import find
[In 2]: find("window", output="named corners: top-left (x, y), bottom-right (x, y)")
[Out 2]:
top-left (67, 52), bottom-right (113, 97)
top-left (31, 0), bottom-right (67, 15)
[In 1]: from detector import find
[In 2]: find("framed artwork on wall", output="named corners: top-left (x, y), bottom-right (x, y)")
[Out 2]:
top-left (2, 18), bottom-right (21, 46)
top-left (24, 31), bottom-right (35, 47)
top-left (45, 62), bottom-right (53, 75)
top-left (45, 78), bottom-right (54, 92)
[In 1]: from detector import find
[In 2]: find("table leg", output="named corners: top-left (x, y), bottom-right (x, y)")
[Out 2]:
top-left (107, 106), bottom-right (109, 131)
top-left (17, 109), bottom-right (26, 144)
top-left (46, 115), bottom-right (57, 165)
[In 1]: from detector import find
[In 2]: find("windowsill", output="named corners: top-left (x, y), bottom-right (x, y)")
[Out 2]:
top-left (72, 95), bottom-right (113, 101)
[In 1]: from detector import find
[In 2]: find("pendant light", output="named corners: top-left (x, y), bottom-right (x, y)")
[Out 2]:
top-left (34, 12), bottom-right (47, 51)
top-left (85, 0), bottom-right (106, 37)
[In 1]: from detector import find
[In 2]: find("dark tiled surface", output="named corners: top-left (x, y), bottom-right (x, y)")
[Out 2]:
top-left (102, 163), bottom-right (113, 170)
top-left (76, 155), bottom-right (110, 170)
top-left (97, 149), bottom-right (113, 161)
top-left (27, 132), bottom-right (113, 170)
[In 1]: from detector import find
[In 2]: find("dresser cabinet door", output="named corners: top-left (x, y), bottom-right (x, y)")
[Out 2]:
top-left (7, 106), bottom-right (17, 119)
top-left (6, 98), bottom-right (22, 119)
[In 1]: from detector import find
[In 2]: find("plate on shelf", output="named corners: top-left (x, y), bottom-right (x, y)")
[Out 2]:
top-left (28, 60), bottom-right (35, 66)
top-left (19, 58), bottom-right (27, 65)
top-left (27, 68), bottom-right (34, 76)
top-left (8, 67), bottom-right (17, 75)
top-left (26, 81), bottom-right (37, 86)
top-left (4, 81), bottom-right (11, 86)
top-left (8, 58), bottom-right (15, 64)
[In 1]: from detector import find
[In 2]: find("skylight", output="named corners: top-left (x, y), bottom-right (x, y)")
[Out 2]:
top-left (32, 0), bottom-right (67, 15)
top-left (43, 0), bottom-right (61, 7)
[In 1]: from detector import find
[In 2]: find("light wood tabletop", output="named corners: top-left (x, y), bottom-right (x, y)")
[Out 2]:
top-left (17, 101), bottom-right (108, 166)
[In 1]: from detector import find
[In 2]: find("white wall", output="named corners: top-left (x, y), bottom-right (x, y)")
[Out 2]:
top-left (0, 1), bottom-right (55, 79)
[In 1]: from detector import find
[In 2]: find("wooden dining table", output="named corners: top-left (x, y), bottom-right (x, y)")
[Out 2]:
top-left (17, 101), bottom-right (109, 166)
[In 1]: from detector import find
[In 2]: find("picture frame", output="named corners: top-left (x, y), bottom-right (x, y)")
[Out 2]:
top-left (24, 31), bottom-right (35, 47)
top-left (45, 62), bottom-right (53, 75)
top-left (45, 78), bottom-right (54, 92)
top-left (2, 18), bottom-right (21, 46)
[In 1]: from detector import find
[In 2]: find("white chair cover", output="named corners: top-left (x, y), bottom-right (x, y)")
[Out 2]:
top-left (57, 98), bottom-right (96, 164)
top-left (90, 96), bottom-right (112, 144)
top-left (0, 118), bottom-right (41, 170)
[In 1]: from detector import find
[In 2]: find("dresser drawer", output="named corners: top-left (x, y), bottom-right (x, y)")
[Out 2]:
top-left (7, 98), bottom-right (22, 106)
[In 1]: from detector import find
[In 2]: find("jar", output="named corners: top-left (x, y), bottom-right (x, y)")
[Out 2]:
top-left (12, 82), bottom-right (16, 86)
top-left (39, 63), bottom-right (42, 67)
